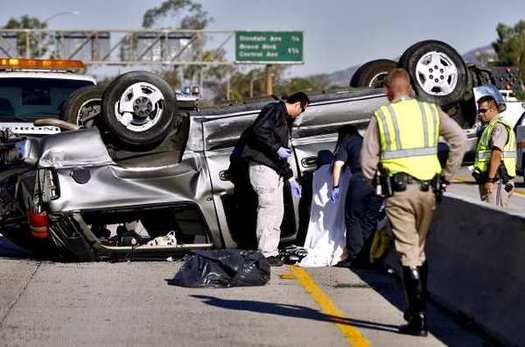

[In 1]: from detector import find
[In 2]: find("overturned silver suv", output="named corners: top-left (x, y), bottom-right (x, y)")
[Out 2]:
top-left (0, 70), bottom-right (387, 260)
top-left (0, 40), bottom-right (516, 260)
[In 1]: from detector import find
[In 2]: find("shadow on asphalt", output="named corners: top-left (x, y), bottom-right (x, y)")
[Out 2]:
top-left (456, 181), bottom-right (478, 186)
top-left (190, 294), bottom-right (399, 333)
top-left (352, 267), bottom-right (497, 347)
top-left (0, 236), bottom-right (32, 258)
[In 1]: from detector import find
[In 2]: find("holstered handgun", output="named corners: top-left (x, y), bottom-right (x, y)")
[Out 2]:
top-left (432, 175), bottom-right (447, 203)
top-left (375, 163), bottom-right (393, 197)
top-left (498, 165), bottom-right (514, 192)
top-left (498, 164), bottom-right (511, 184)
top-left (472, 164), bottom-right (511, 184)
top-left (471, 170), bottom-right (484, 184)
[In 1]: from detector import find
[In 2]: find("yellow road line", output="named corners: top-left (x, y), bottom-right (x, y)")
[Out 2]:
top-left (289, 266), bottom-right (371, 347)
top-left (453, 176), bottom-right (467, 183)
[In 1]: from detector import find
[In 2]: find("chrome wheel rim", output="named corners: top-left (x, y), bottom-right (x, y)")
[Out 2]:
top-left (415, 51), bottom-right (458, 96)
top-left (368, 72), bottom-right (389, 88)
top-left (114, 82), bottom-right (165, 132)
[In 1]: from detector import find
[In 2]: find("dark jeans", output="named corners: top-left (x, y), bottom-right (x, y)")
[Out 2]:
top-left (345, 173), bottom-right (383, 260)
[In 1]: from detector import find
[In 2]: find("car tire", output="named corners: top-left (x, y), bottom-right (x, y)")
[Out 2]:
top-left (350, 59), bottom-right (397, 88)
top-left (61, 85), bottom-right (104, 128)
top-left (398, 40), bottom-right (470, 106)
top-left (469, 65), bottom-right (496, 87)
top-left (101, 71), bottom-right (177, 150)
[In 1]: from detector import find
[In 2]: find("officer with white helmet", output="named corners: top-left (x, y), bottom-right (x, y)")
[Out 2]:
top-left (472, 85), bottom-right (516, 207)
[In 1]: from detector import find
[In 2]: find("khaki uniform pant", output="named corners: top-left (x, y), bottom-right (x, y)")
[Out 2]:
top-left (385, 184), bottom-right (436, 267)
top-left (478, 181), bottom-right (513, 208)
top-left (249, 163), bottom-right (284, 257)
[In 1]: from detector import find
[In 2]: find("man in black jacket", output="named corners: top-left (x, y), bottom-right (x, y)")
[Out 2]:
top-left (236, 92), bottom-right (310, 266)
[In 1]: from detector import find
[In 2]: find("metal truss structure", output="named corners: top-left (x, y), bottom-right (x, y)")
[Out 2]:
top-left (0, 29), bottom-right (236, 66)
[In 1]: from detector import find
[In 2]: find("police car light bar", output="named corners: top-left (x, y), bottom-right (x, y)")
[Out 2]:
top-left (0, 58), bottom-right (85, 71)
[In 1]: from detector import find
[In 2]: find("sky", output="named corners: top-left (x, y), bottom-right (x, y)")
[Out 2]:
top-left (1, 0), bottom-right (525, 78)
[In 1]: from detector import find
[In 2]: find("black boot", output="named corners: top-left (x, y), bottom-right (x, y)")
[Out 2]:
top-left (419, 261), bottom-right (428, 298)
top-left (403, 261), bottom-right (428, 322)
top-left (399, 266), bottom-right (428, 337)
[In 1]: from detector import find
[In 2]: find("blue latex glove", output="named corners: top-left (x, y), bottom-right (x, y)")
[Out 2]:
top-left (276, 146), bottom-right (292, 160)
top-left (289, 179), bottom-right (302, 199)
top-left (330, 187), bottom-right (340, 203)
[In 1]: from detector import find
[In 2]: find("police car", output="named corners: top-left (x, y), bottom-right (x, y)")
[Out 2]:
top-left (0, 58), bottom-right (96, 136)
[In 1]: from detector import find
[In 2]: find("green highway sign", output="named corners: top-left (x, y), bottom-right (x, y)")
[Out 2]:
top-left (235, 31), bottom-right (303, 64)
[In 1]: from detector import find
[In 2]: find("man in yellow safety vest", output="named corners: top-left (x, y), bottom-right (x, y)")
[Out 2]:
top-left (473, 91), bottom-right (516, 208)
top-left (360, 68), bottom-right (467, 336)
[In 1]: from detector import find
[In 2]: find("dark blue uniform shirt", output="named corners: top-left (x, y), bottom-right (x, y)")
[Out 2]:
top-left (334, 135), bottom-right (363, 174)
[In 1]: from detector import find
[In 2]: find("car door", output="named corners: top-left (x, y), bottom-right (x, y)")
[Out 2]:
top-left (200, 104), bottom-right (300, 247)
top-left (199, 108), bottom-right (257, 248)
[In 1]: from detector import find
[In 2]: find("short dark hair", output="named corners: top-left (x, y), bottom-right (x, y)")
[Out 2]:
top-left (477, 95), bottom-right (497, 109)
top-left (335, 124), bottom-right (360, 151)
top-left (316, 150), bottom-right (334, 168)
top-left (285, 92), bottom-right (310, 108)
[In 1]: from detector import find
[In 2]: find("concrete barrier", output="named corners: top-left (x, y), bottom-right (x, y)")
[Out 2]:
top-left (423, 194), bottom-right (525, 346)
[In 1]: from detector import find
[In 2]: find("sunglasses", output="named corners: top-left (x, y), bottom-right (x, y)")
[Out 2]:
top-left (478, 108), bottom-right (490, 114)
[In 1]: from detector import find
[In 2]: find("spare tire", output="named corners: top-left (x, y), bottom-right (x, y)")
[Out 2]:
top-left (61, 85), bottom-right (104, 128)
top-left (350, 59), bottom-right (397, 88)
top-left (102, 71), bottom-right (177, 150)
top-left (398, 40), bottom-right (469, 106)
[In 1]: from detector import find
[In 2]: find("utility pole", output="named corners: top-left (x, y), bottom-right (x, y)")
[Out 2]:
top-left (265, 64), bottom-right (273, 96)
top-left (25, 31), bottom-right (30, 58)
top-left (199, 67), bottom-right (204, 98)
top-left (226, 72), bottom-right (231, 100)
top-left (249, 71), bottom-right (259, 98)
top-left (178, 66), bottom-right (184, 89)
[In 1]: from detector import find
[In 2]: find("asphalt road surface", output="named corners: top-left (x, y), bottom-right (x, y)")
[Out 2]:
top-left (447, 167), bottom-right (525, 214)
top-left (0, 259), bottom-right (494, 347)
top-left (0, 167), bottom-right (516, 346)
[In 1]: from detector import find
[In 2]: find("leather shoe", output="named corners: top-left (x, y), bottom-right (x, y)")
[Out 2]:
top-left (334, 259), bottom-right (353, 268)
top-left (266, 256), bottom-right (283, 267)
top-left (398, 313), bottom-right (428, 336)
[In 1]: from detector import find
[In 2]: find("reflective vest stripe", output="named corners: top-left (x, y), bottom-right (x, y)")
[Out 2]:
top-left (417, 102), bottom-right (429, 147)
top-left (476, 151), bottom-right (517, 160)
top-left (376, 108), bottom-right (392, 150)
top-left (386, 104), bottom-right (402, 150)
top-left (430, 103), bottom-right (439, 143)
top-left (381, 147), bottom-right (438, 159)
top-left (379, 101), bottom-right (438, 154)
top-left (375, 99), bottom-right (442, 180)
top-left (473, 115), bottom-right (517, 177)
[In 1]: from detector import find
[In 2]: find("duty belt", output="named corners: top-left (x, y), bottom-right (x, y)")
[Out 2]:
top-left (391, 173), bottom-right (431, 192)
